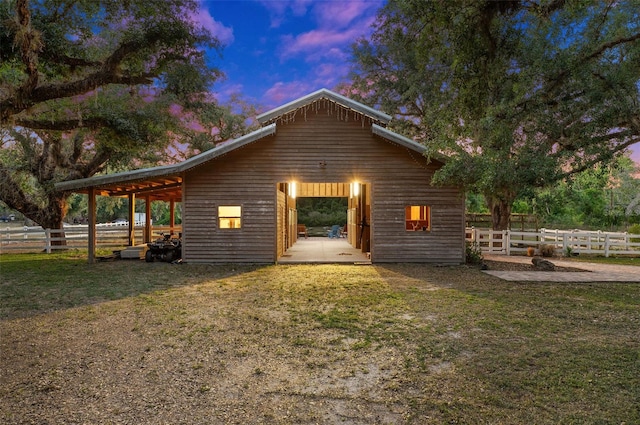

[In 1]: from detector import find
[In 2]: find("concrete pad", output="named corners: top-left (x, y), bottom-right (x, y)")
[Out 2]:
top-left (483, 254), bottom-right (640, 282)
top-left (278, 237), bottom-right (370, 264)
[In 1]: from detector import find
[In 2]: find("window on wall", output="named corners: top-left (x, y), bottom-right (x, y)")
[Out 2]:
top-left (405, 205), bottom-right (430, 231)
top-left (218, 206), bottom-right (242, 229)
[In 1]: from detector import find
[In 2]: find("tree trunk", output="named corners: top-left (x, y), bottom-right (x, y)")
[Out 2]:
top-left (486, 192), bottom-right (515, 231)
top-left (0, 185), bottom-right (69, 246)
top-left (35, 193), bottom-right (68, 246)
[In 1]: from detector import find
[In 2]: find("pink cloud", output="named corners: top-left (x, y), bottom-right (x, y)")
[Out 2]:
top-left (276, 1), bottom-right (380, 62)
top-left (259, 0), bottom-right (313, 28)
top-left (190, 8), bottom-right (234, 45)
top-left (314, 62), bottom-right (349, 80)
top-left (314, 1), bottom-right (379, 29)
top-left (279, 28), bottom-right (363, 60)
top-left (263, 81), bottom-right (315, 107)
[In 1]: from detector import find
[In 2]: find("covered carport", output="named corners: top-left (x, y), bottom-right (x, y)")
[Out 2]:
top-left (56, 168), bottom-right (184, 263)
top-left (54, 124), bottom-right (277, 263)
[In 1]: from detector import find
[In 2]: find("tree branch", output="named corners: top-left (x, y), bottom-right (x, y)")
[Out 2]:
top-left (72, 150), bottom-right (110, 180)
top-left (14, 117), bottom-right (111, 131)
top-left (0, 161), bottom-right (42, 217)
top-left (1, 16), bottom-right (167, 123)
top-left (557, 137), bottom-right (640, 178)
top-left (583, 32), bottom-right (640, 63)
top-left (14, 0), bottom-right (42, 106)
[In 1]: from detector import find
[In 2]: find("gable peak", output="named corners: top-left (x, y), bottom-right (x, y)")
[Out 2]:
top-left (256, 88), bottom-right (391, 127)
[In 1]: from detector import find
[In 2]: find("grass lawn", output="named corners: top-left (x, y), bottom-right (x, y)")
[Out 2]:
top-left (1, 252), bottom-right (639, 424)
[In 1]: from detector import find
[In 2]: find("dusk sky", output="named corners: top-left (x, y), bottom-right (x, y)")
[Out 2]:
top-left (198, 0), bottom-right (383, 108)
top-left (196, 0), bottom-right (639, 163)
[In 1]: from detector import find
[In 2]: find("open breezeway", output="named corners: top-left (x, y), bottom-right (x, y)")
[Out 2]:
top-left (278, 237), bottom-right (370, 264)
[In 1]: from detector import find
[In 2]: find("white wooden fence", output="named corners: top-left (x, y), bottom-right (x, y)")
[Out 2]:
top-left (466, 227), bottom-right (640, 257)
top-left (3, 224), bottom-right (638, 257)
top-left (0, 224), bottom-right (180, 254)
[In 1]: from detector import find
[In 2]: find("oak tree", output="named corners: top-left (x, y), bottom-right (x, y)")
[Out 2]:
top-left (0, 0), bottom-right (248, 234)
top-left (349, 0), bottom-right (640, 229)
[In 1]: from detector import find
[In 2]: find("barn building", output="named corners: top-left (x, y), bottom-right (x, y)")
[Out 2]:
top-left (56, 89), bottom-right (465, 264)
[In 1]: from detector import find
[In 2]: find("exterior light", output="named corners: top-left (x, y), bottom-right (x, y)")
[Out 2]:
top-left (289, 181), bottom-right (297, 199)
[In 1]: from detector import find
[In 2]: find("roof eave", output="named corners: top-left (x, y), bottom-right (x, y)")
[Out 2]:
top-left (371, 124), bottom-right (449, 163)
top-left (175, 123), bottom-right (276, 172)
top-left (54, 164), bottom-right (178, 192)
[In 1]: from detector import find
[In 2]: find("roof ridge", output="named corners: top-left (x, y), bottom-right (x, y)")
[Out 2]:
top-left (256, 88), bottom-right (391, 125)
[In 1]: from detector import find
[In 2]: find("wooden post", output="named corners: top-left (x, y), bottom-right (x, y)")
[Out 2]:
top-left (128, 193), bottom-right (135, 246)
top-left (505, 230), bottom-right (511, 256)
top-left (88, 188), bottom-right (96, 263)
top-left (45, 229), bottom-right (51, 254)
top-left (169, 200), bottom-right (175, 236)
top-left (145, 195), bottom-right (152, 243)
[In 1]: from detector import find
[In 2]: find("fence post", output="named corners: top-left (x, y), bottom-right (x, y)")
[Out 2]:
top-left (604, 234), bottom-right (610, 257)
top-left (563, 233), bottom-right (568, 254)
top-left (45, 228), bottom-right (52, 254)
top-left (505, 230), bottom-right (511, 255)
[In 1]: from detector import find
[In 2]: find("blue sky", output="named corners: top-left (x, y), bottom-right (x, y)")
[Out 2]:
top-left (195, 0), bottom-right (384, 110)
top-left (194, 0), bottom-right (639, 164)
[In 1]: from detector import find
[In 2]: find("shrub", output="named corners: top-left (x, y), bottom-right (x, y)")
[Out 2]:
top-left (466, 241), bottom-right (483, 265)
top-left (540, 244), bottom-right (555, 257)
top-left (629, 224), bottom-right (640, 244)
top-left (564, 246), bottom-right (573, 257)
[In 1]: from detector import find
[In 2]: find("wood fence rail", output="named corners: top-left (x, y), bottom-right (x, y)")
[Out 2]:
top-left (466, 227), bottom-right (640, 257)
top-left (0, 225), bottom-right (180, 254)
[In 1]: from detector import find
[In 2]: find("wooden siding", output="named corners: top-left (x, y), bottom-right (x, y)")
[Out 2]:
top-left (277, 190), bottom-right (286, 259)
top-left (182, 101), bottom-right (464, 264)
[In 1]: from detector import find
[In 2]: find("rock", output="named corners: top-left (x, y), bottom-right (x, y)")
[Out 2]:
top-left (532, 257), bottom-right (555, 271)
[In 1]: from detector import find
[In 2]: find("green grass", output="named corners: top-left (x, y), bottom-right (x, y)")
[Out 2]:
top-left (0, 252), bottom-right (253, 317)
top-left (1, 252), bottom-right (639, 424)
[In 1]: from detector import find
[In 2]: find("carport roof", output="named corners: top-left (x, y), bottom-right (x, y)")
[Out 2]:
top-left (54, 124), bottom-right (276, 200)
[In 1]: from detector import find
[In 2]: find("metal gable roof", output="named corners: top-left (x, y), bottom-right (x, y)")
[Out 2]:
top-left (54, 89), bottom-right (444, 198)
top-left (256, 88), bottom-right (392, 125)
